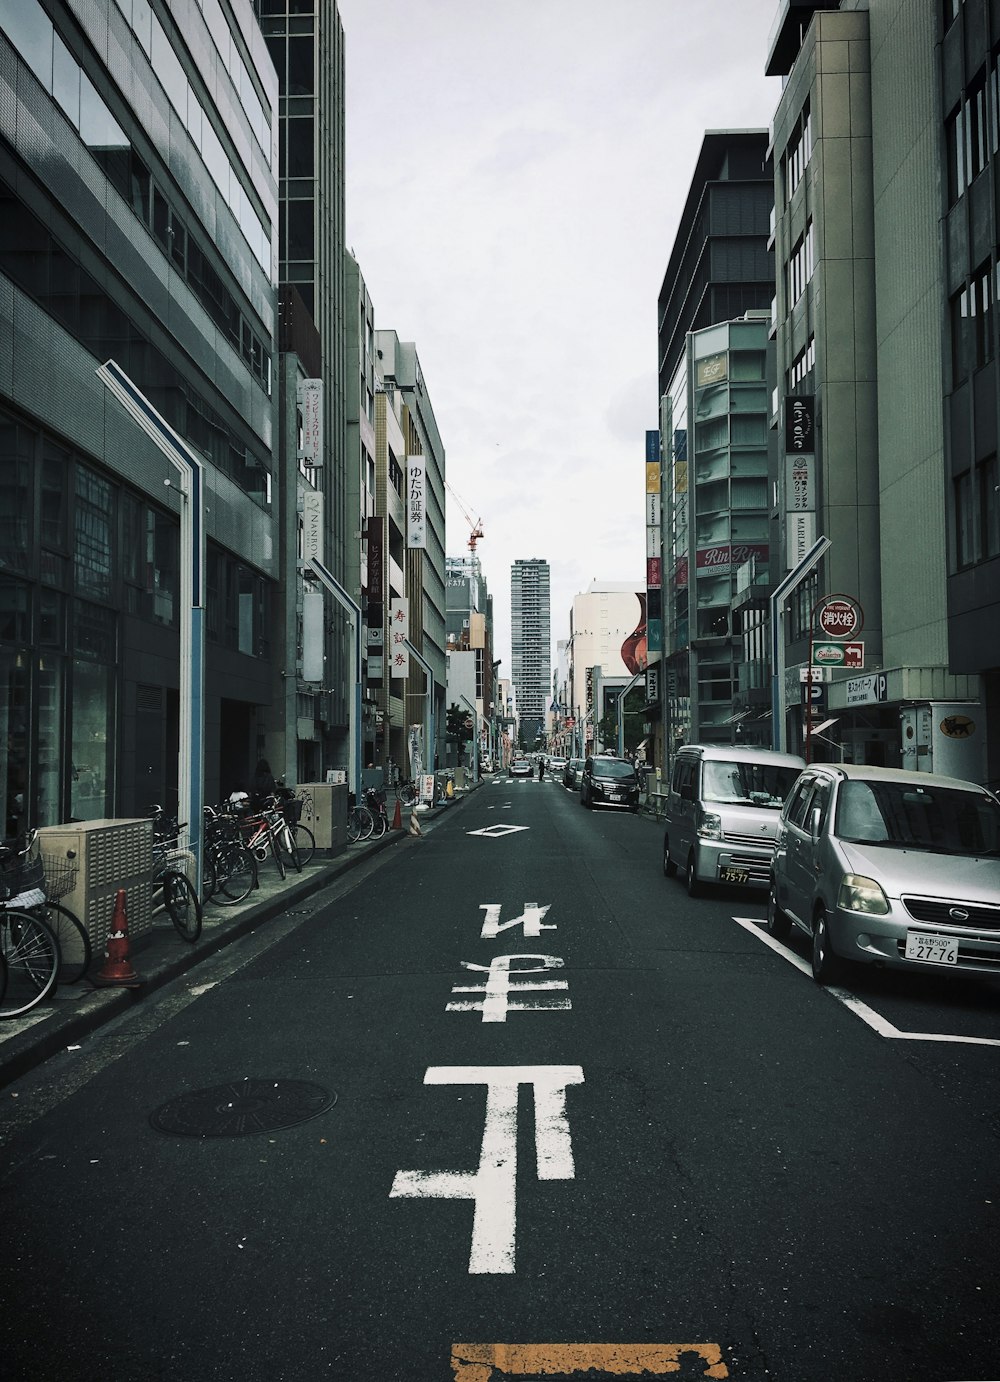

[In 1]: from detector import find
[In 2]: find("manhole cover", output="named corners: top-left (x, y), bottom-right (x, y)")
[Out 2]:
top-left (150, 1078), bottom-right (336, 1138)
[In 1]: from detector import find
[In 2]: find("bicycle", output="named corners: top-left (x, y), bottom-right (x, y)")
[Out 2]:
top-left (347, 800), bottom-right (375, 843)
top-left (394, 780), bottom-right (418, 807)
top-left (202, 806), bottom-right (257, 905)
top-left (0, 833), bottom-right (59, 1017)
top-left (270, 790), bottom-right (317, 870)
top-left (150, 808), bottom-right (203, 943)
top-left (363, 786), bottom-right (388, 838)
top-left (226, 798), bottom-right (289, 880)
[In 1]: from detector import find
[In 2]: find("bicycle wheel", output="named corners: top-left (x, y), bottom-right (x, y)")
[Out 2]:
top-left (347, 807), bottom-right (363, 843)
top-left (369, 808), bottom-right (387, 838)
top-left (39, 900), bottom-right (92, 984)
top-left (290, 824), bottom-right (316, 866)
top-left (163, 869), bottom-right (202, 942)
top-left (397, 782), bottom-right (416, 806)
top-left (277, 820), bottom-right (301, 873)
top-left (357, 806), bottom-right (376, 841)
top-left (0, 910), bottom-right (59, 1017)
top-left (217, 845), bottom-right (257, 904)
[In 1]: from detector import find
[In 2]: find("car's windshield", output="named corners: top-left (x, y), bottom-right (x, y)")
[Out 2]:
top-left (702, 761), bottom-right (800, 808)
top-left (591, 760), bottom-right (636, 780)
top-left (836, 779), bottom-right (1000, 855)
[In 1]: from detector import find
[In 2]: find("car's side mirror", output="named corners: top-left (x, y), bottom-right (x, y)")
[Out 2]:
top-left (809, 804), bottom-right (823, 841)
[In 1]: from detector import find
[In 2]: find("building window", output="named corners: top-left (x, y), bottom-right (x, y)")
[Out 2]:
top-left (786, 220), bottom-right (814, 308)
top-left (966, 76), bottom-right (989, 181)
top-left (955, 470), bottom-right (975, 566)
top-left (972, 262), bottom-right (994, 366)
top-left (950, 287), bottom-right (971, 384)
top-left (788, 336), bottom-right (815, 392)
top-left (784, 102), bottom-right (812, 202)
top-left (946, 104), bottom-right (966, 203)
top-left (981, 455), bottom-right (1000, 558)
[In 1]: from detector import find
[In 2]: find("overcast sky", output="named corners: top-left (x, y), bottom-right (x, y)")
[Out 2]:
top-left (336, 0), bottom-right (782, 678)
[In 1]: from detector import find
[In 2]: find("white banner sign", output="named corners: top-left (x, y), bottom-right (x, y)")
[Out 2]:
top-left (785, 454), bottom-right (815, 512)
top-left (390, 598), bottom-right (409, 679)
top-left (406, 454), bottom-right (426, 549)
top-left (302, 489), bottom-right (324, 562)
top-left (301, 589), bottom-right (324, 682)
top-left (786, 511), bottom-right (816, 568)
top-left (297, 379), bottom-right (323, 467)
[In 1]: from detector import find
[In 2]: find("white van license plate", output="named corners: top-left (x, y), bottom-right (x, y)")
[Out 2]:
top-left (720, 867), bottom-right (751, 885)
top-left (904, 932), bottom-right (958, 965)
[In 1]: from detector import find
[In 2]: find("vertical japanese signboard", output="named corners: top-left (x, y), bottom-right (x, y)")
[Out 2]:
top-left (783, 395), bottom-right (815, 570)
top-left (297, 379), bottom-right (323, 468)
top-left (406, 454), bottom-right (426, 549)
top-left (390, 598), bottom-right (409, 680)
top-left (645, 430), bottom-right (662, 657)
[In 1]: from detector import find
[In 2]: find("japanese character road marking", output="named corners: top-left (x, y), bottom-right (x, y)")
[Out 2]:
top-left (390, 1065), bottom-right (584, 1273)
top-left (479, 902), bottom-right (554, 940)
top-left (446, 955), bottom-right (570, 1022)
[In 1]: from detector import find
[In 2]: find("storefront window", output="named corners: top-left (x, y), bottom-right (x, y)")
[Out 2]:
top-left (70, 660), bottom-right (113, 821)
top-left (0, 650), bottom-right (29, 837)
top-left (37, 655), bottom-right (63, 825)
top-left (74, 466), bottom-right (114, 601)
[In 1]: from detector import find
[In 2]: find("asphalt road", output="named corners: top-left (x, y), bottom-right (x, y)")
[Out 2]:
top-left (1, 775), bottom-right (999, 1381)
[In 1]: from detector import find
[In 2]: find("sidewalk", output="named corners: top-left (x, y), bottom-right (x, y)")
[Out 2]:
top-left (0, 792), bottom-right (467, 1092)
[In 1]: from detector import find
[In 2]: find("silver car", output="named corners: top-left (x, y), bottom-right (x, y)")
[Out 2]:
top-left (768, 764), bottom-right (1000, 983)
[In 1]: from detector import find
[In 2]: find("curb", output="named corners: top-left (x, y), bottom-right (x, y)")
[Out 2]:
top-left (0, 817), bottom-right (417, 1092)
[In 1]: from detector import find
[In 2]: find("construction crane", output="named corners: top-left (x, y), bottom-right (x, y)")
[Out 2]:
top-left (445, 479), bottom-right (485, 553)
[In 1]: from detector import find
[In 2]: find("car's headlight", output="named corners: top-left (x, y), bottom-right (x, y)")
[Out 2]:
top-left (697, 811), bottom-right (722, 840)
top-left (837, 874), bottom-right (889, 915)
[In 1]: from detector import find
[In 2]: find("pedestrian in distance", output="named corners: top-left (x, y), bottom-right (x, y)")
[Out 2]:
top-left (251, 758), bottom-right (277, 805)
top-left (537, 758), bottom-right (544, 781)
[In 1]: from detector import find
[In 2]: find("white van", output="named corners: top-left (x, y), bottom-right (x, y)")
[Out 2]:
top-left (662, 744), bottom-right (805, 896)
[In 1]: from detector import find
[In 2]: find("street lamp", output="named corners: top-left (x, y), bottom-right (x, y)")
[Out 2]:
top-left (616, 672), bottom-right (644, 759)
top-left (97, 360), bottom-right (204, 887)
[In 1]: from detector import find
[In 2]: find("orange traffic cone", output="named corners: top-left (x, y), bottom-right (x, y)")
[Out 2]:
top-left (392, 798), bottom-right (402, 831)
top-left (93, 888), bottom-right (144, 987)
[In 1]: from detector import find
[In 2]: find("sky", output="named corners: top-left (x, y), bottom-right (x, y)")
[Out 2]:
top-left (336, 0), bottom-right (782, 678)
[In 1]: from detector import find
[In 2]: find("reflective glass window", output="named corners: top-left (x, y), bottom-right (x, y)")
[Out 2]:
top-left (74, 468), bottom-right (114, 602)
top-left (70, 657), bottom-right (114, 821)
top-left (0, 2), bottom-right (53, 89)
top-left (52, 33), bottom-right (80, 126)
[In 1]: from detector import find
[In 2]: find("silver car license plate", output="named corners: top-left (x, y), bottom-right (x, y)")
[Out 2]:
top-left (904, 932), bottom-right (958, 965)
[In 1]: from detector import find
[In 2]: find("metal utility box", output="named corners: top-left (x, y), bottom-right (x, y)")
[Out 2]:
top-left (37, 819), bottom-right (153, 953)
top-left (298, 783), bottom-right (348, 854)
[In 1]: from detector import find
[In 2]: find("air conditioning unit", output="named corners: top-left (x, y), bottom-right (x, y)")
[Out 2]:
top-left (37, 819), bottom-right (153, 953)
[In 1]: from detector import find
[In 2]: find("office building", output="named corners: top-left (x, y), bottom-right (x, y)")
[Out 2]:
top-left (511, 558), bottom-right (550, 746)
top-left (0, 0), bottom-right (280, 827)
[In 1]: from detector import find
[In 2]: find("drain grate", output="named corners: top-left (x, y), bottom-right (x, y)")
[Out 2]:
top-left (150, 1078), bottom-right (336, 1138)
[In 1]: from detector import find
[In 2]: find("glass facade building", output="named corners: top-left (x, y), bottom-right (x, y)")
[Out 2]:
top-left (511, 558), bottom-right (550, 745)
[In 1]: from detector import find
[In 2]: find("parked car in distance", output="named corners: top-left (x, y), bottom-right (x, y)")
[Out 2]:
top-left (548, 756), bottom-right (568, 776)
top-left (580, 755), bottom-right (640, 811)
top-left (509, 757), bottom-right (533, 778)
top-left (768, 763), bottom-right (1000, 984)
top-left (663, 744), bottom-right (805, 896)
top-left (563, 757), bottom-right (586, 789)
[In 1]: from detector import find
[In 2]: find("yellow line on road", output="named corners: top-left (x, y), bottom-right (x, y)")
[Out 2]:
top-left (450, 1342), bottom-right (729, 1379)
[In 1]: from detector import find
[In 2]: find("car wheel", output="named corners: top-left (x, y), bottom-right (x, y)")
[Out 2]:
top-left (662, 836), bottom-right (677, 878)
top-left (686, 850), bottom-right (703, 898)
top-left (811, 906), bottom-right (845, 984)
top-left (766, 882), bottom-right (791, 940)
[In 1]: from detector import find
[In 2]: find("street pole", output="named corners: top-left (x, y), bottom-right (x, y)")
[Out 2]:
top-left (97, 360), bottom-right (204, 888)
top-left (770, 536), bottom-right (831, 753)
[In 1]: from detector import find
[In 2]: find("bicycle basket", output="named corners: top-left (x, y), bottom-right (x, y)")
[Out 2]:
top-left (0, 839), bottom-right (44, 902)
top-left (40, 853), bottom-right (78, 901)
top-left (281, 797), bottom-right (303, 826)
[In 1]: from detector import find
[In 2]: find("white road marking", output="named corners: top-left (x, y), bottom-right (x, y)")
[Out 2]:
top-left (467, 825), bottom-right (529, 838)
top-left (446, 955), bottom-right (570, 1023)
top-left (479, 902), bottom-right (554, 939)
top-left (734, 917), bottom-right (1000, 1048)
top-left (389, 1065), bottom-right (584, 1273)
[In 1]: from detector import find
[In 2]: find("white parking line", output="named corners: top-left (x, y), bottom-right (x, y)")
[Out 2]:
top-left (733, 918), bottom-right (1000, 1049)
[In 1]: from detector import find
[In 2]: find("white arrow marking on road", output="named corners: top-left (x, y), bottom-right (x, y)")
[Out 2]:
top-left (389, 1065), bottom-right (584, 1273)
top-left (446, 954), bottom-right (570, 1022)
top-left (734, 917), bottom-right (1000, 1048)
top-left (467, 824), bottom-right (529, 838)
top-left (479, 902), bottom-right (554, 939)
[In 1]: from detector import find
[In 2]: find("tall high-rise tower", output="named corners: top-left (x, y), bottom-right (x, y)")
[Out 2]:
top-left (510, 559), bottom-right (550, 746)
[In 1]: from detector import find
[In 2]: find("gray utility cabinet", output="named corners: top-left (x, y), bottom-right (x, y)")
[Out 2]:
top-left (298, 783), bottom-right (348, 854)
top-left (37, 819), bottom-right (153, 952)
